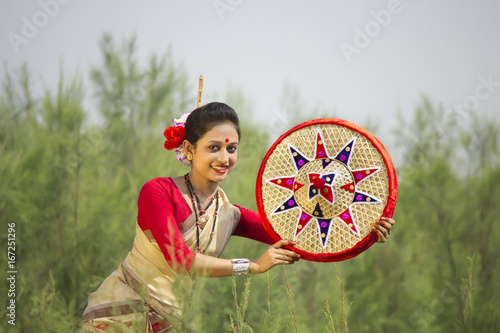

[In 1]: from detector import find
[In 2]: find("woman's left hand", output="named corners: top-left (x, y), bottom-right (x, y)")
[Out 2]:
top-left (372, 217), bottom-right (395, 243)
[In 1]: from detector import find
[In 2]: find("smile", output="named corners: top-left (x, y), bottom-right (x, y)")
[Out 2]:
top-left (212, 165), bottom-right (229, 173)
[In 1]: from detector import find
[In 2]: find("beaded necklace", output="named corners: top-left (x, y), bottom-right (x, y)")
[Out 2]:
top-left (184, 173), bottom-right (220, 253)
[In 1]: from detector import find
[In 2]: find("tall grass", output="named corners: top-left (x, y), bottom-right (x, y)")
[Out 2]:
top-left (228, 264), bottom-right (350, 333)
top-left (230, 276), bottom-right (254, 333)
top-left (323, 264), bottom-right (349, 333)
top-left (283, 266), bottom-right (299, 333)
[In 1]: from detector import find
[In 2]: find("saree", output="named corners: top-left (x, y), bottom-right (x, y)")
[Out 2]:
top-left (81, 187), bottom-right (237, 332)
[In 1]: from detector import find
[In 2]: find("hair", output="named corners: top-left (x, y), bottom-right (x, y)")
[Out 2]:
top-left (184, 102), bottom-right (241, 145)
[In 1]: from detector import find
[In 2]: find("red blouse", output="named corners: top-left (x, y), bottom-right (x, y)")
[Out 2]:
top-left (136, 178), bottom-right (274, 273)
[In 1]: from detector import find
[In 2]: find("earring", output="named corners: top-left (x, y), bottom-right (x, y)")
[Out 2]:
top-left (187, 154), bottom-right (193, 161)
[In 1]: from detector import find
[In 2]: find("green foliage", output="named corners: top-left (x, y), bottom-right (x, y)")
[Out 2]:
top-left (1, 35), bottom-right (500, 332)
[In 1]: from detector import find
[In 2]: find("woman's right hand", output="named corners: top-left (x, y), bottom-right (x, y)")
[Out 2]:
top-left (250, 240), bottom-right (301, 274)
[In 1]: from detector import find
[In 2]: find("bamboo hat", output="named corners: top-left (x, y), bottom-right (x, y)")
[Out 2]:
top-left (256, 119), bottom-right (398, 262)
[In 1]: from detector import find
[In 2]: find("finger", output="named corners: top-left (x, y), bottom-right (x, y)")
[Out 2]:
top-left (377, 223), bottom-right (390, 238)
top-left (380, 217), bottom-right (395, 225)
top-left (276, 249), bottom-right (301, 259)
top-left (275, 254), bottom-right (299, 263)
top-left (275, 258), bottom-right (298, 265)
top-left (374, 220), bottom-right (392, 235)
top-left (372, 224), bottom-right (388, 243)
top-left (272, 239), bottom-right (296, 249)
top-left (373, 228), bottom-right (386, 243)
top-left (375, 219), bottom-right (392, 230)
top-left (377, 218), bottom-right (392, 226)
top-left (285, 253), bottom-right (301, 261)
top-left (272, 250), bottom-right (299, 260)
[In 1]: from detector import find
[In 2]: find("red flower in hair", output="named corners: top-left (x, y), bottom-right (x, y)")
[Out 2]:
top-left (164, 126), bottom-right (186, 150)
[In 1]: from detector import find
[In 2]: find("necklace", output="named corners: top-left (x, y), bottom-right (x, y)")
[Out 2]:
top-left (184, 173), bottom-right (220, 253)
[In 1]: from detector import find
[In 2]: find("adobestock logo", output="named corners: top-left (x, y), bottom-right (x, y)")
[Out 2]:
top-left (409, 279), bottom-right (469, 332)
top-left (339, 0), bottom-right (404, 63)
top-left (397, 73), bottom-right (499, 182)
top-left (7, 0), bottom-right (72, 54)
top-left (213, 0), bottom-right (244, 21)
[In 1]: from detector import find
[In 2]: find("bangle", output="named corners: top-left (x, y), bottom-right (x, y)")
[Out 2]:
top-left (231, 258), bottom-right (250, 275)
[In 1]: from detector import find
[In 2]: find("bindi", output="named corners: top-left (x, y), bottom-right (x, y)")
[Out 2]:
top-left (225, 138), bottom-right (229, 143)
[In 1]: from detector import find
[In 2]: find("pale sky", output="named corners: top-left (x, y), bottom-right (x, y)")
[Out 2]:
top-left (1, 0), bottom-right (499, 161)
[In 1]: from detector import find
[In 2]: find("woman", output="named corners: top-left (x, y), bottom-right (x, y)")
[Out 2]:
top-left (81, 102), bottom-right (394, 332)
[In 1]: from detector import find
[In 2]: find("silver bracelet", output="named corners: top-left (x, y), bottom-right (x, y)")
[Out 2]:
top-left (231, 258), bottom-right (250, 275)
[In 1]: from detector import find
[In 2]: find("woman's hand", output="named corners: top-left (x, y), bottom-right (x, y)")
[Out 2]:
top-left (250, 240), bottom-right (300, 274)
top-left (372, 217), bottom-right (395, 243)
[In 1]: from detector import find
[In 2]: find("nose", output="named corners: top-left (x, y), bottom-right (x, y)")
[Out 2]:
top-left (217, 150), bottom-right (229, 164)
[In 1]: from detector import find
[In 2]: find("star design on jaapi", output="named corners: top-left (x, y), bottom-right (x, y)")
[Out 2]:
top-left (267, 131), bottom-right (381, 248)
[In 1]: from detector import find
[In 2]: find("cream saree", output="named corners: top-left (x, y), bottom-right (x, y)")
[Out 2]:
top-left (81, 188), bottom-right (238, 332)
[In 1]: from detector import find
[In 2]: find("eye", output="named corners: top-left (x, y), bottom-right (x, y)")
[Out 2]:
top-left (208, 145), bottom-right (220, 151)
top-left (228, 145), bottom-right (238, 153)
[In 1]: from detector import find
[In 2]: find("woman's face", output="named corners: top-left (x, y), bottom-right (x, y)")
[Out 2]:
top-left (189, 122), bottom-right (239, 185)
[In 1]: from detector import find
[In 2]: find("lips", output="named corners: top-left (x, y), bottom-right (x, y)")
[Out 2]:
top-left (212, 165), bottom-right (229, 174)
